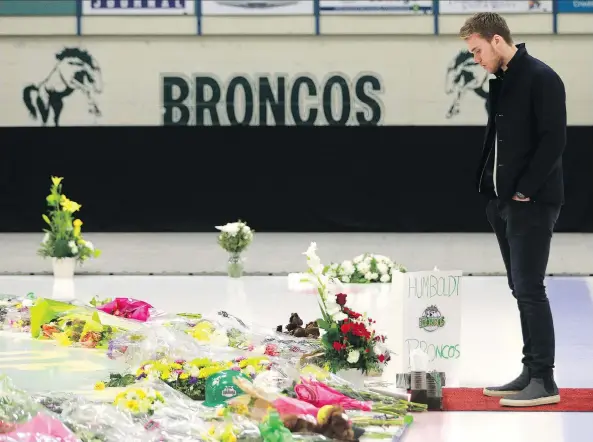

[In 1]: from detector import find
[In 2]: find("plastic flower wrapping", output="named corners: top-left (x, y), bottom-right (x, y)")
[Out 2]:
top-left (0, 375), bottom-right (78, 441)
top-left (91, 296), bottom-right (160, 322)
top-left (29, 299), bottom-right (129, 349)
top-left (108, 310), bottom-right (322, 367)
top-left (0, 293), bottom-right (36, 333)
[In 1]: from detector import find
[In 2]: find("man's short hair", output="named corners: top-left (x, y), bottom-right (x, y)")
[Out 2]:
top-left (459, 12), bottom-right (513, 45)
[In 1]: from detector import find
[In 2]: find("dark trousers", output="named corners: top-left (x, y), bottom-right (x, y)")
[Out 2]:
top-left (486, 199), bottom-right (561, 379)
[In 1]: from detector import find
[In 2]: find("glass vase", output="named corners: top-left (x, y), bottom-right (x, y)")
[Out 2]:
top-left (227, 252), bottom-right (244, 278)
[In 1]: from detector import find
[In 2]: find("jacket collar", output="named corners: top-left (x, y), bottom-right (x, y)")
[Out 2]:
top-left (494, 43), bottom-right (527, 79)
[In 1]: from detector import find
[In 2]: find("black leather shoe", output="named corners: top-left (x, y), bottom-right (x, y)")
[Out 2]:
top-left (483, 366), bottom-right (530, 397)
top-left (500, 377), bottom-right (560, 407)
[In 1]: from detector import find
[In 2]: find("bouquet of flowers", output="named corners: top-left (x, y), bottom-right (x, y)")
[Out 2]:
top-left (40, 311), bottom-right (121, 349)
top-left (303, 243), bottom-right (390, 375)
top-left (95, 297), bottom-right (155, 322)
top-left (325, 253), bottom-right (406, 284)
top-left (37, 176), bottom-right (101, 263)
top-left (0, 293), bottom-right (35, 333)
top-left (98, 356), bottom-right (273, 402)
top-left (215, 220), bottom-right (254, 254)
top-left (0, 375), bottom-right (78, 441)
top-left (215, 220), bottom-right (254, 278)
top-left (113, 386), bottom-right (165, 416)
top-left (31, 298), bottom-right (124, 349)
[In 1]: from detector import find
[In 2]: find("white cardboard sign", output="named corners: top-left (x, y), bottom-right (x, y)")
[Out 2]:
top-left (395, 270), bottom-right (462, 385)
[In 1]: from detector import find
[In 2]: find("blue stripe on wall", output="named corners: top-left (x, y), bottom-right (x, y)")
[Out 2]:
top-left (0, 0), bottom-right (76, 15)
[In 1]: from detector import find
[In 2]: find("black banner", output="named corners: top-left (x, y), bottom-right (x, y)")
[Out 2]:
top-left (1, 126), bottom-right (591, 233)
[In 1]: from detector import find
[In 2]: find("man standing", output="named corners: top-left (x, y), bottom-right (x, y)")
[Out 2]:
top-left (459, 13), bottom-right (566, 407)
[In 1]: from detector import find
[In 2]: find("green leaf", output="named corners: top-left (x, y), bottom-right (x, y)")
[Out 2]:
top-left (316, 319), bottom-right (329, 330)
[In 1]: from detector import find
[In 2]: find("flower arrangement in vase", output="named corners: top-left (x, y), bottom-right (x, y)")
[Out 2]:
top-left (304, 243), bottom-right (390, 385)
top-left (37, 176), bottom-right (101, 278)
top-left (215, 220), bottom-right (254, 278)
top-left (325, 253), bottom-right (406, 284)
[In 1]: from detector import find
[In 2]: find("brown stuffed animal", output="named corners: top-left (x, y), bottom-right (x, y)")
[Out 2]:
top-left (304, 321), bottom-right (320, 338)
top-left (286, 313), bottom-right (304, 333)
top-left (317, 406), bottom-right (356, 441)
top-left (282, 406), bottom-right (357, 442)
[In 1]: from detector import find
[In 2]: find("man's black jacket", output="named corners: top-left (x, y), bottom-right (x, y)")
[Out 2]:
top-left (476, 43), bottom-right (566, 204)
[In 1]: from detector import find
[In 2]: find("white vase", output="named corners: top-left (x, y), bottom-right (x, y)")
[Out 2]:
top-left (52, 257), bottom-right (76, 279)
top-left (336, 369), bottom-right (369, 389)
top-left (51, 258), bottom-right (76, 300)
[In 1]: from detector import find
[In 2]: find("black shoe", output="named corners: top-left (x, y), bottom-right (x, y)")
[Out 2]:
top-left (483, 366), bottom-right (530, 397)
top-left (500, 377), bottom-right (560, 407)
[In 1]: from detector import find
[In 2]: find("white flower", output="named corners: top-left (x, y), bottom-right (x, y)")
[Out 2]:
top-left (84, 241), bottom-right (94, 251)
top-left (340, 260), bottom-right (355, 276)
top-left (353, 254), bottom-right (365, 264)
top-left (215, 222), bottom-right (241, 236)
top-left (42, 233), bottom-right (50, 244)
top-left (325, 297), bottom-right (342, 317)
top-left (68, 240), bottom-right (78, 255)
top-left (376, 262), bottom-right (389, 275)
top-left (304, 242), bottom-right (324, 277)
top-left (380, 274), bottom-right (391, 283)
top-left (341, 275), bottom-right (350, 283)
top-left (357, 262), bottom-right (371, 274)
top-left (347, 350), bottom-right (360, 364)
top-left (333, 312), bottom-right (348, 322)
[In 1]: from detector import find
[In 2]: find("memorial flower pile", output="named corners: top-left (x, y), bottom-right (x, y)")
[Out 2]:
top-left (37, 176), bottom-right (101, 263)
top-left (304, 243), bottom-right (390, 374)
top-left (324, 253), bottom-right (406, 284)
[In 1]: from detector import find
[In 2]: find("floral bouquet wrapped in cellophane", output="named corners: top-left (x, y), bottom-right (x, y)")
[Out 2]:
top-left (0, 293), bottom-right (36, 333)
top-left (30, 298), bottom-right (127, 349)
top-left (105, 322), bottom-right (215, 365)
top-left (34, 390), bottom-right (162, 442)
top-left (97, 353), bottom-right (286, 402)
top-left (0, 375), bottom-right (78, 441)
top-left (113, 378), bottom-right (261, 442)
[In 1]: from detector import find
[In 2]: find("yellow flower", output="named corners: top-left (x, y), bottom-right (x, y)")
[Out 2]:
top-left (73, 219), bottom-right (83, 236)
top-left (94, 382), bottom-right (106, 391)
top-left (51, 176), bottom-right (63, 186)
top-left (125, 399), bottom-right (139, 413)
top-left (60, 195), bottom-right (82, 213)
top-left (179, 372), bottom-right (189, 380)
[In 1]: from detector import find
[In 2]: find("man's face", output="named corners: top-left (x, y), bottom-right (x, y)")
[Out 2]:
top-left (465, 33), bottom-right (503, 74)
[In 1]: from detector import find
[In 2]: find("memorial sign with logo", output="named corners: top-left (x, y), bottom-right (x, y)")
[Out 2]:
top-left (398, 270), bottom-right (462, 385)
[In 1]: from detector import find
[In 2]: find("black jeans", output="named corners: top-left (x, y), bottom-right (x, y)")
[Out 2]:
top-left (486, 199), bottom-right (561, 379)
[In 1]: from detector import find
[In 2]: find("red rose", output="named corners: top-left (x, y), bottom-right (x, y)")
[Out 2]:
top-left (333, 341), bottom-right (346, 351)
top-left (336, 293), bottom-right (347, 306)
top-left (341, 322), bottom-right (352, 333)
top-left (378, 354), bottom-right (386, 363)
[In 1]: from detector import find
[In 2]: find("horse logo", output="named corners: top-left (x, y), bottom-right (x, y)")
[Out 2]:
top-left (419, 305), bottom-right (446, 332)
top-left (445, 50), bottom-right (489, 119)
top-left (23, 48), bottom-right (103, 126)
